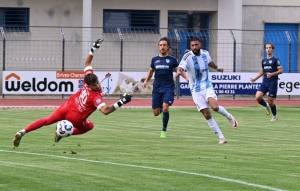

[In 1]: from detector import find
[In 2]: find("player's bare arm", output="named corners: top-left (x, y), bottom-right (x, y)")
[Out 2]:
top-left (99, 104), bottom-right (117, 115)
top-left (208, 61), bottom-right (223, 73)
top-left (85, 54), bottom-right (93, 67)
top-left (142, 68), bottom-right (154, 88)
top-left (99, 93), bottom-right (132, 115)
top-left (249, 68), bottom-right (264, 83)
top-left (266, 66), bottom-right (283, 78)
top-left (176, 67), bottom-right (189, 82)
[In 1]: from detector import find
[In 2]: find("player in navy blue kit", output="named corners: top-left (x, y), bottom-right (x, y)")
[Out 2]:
top-left (142, 37), bottom-right (179, 137)
top-left (249, 43), bottom-right (283, 121)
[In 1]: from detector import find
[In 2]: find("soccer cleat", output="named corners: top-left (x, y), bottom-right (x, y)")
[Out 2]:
top-left (227, 114), bottom-right (238, 129)
top-left (219, 138), bottom-right (227, 144)
top-left (266, 104), bottom-right (270, 115)
top-left (54, 132), bottom-right (63, 143)
top-left (13, 131), bottom-right (24, 148)
top-left (160, 131), bottom-right (166, 138)
top-left (270, 116), bottom-right (278, 122)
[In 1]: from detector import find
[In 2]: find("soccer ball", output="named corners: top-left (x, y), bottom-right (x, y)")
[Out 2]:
top-left (56, 120), bottom-right (74, 137)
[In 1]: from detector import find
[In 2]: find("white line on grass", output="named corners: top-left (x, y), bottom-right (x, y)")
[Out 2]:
top-left (0, 149), bottom-right (287, 191)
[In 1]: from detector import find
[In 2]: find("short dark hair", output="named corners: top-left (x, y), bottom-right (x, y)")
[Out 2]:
top-left (84, 73), bottom-right (98, 85)
top-left (190, 36), bottom-right (202, 43)
top-left (158, 37), bottom-right (170, 47)
top-left (265, 42), bottom-right (275, 50)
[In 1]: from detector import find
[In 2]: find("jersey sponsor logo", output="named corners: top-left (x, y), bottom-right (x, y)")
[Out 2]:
top-left (155, 65), bottom-right (169, 69)
top-left (211, 75), bottom-right (241, 80)
top-left (201, 54), bottom-right (207, 62)
top-left (155, 60), bottom-right (160, 63)
top-left (263, 62), bottom-right (266, 65)
top-left (277, 60), bottom-right (281, 65)
top-left (96, 98), bottom-right (102, 104)
top-left (264, 66), bottom-right (272, 70)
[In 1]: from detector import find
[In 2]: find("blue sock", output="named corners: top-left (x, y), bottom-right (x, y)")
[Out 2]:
top-left (258, 99), bottom-right (267, 107)
top-left (271, 105), bottom-right (277, 116)
top-left (162, 112), bottom-right (169, 132)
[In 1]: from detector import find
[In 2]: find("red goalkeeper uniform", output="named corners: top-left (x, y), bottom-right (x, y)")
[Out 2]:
top-left (24, 65), bottom-right (105, 135)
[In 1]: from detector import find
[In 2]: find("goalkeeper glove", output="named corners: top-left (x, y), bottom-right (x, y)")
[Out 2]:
top-left (113, 93), bottom-right (132, 109)
top-left (89, 38), bottom-right (104, 55)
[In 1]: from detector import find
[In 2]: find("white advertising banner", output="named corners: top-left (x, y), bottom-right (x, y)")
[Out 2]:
top-left (2, 71), bottom-right (149, 95)
top-left (2, 71), bottom-right (300, 95)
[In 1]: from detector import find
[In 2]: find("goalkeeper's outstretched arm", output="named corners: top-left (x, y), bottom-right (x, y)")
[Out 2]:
top-left (85, 39), bottom-right (104, 67)
top-left (98, 93), bottom-right (132, 115)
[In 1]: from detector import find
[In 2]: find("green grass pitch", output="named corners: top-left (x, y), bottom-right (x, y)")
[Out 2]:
top-left (0, 107), bottom-right (299, 191)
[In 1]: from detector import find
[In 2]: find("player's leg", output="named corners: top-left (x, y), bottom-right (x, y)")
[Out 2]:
top-left (152, 89), bottom-right (163, 116)
top-left (267, 82), bottom-right (278, 121)
top-left (256, 83), bottom-right (270, 115)
top-left (13, 103), bottom-right (67, 147)
top-left (193, 91), bottom-right (226, 144)
top-left (73, 119), bottom-right (94, 135)
top-left (206, 88), bottom-right (238, 129)
top-left (159, 88), bottom-right (175, 137)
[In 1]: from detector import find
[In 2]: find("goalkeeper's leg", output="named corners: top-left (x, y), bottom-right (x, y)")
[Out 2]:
top-left (72, 119), bottom-right (94, 135)
top-left (13, 104), bottom-right (67, 147)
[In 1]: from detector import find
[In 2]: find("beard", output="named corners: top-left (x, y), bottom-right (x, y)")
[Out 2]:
top-left (192, 49), bottom-right (200, 55)
top-left (160, 49), bottom-right (168, 55)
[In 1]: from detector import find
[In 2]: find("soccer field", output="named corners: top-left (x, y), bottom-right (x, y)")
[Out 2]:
top-left (0, 107), bottom-right (299, 191)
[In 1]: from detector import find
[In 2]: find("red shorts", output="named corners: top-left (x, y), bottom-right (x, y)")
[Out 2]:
top-left (50, 102), bottom-right (94, 131)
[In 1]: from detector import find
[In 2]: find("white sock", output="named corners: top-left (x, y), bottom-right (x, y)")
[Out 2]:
top-left (217, 105), bottom-right (231, 118)
top-left (206, 118), bottom-right (225, 139)
top-left (19, 129), bottom-right (26, 135)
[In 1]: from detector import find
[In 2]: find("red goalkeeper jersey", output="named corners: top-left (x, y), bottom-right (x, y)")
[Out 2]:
top-left (67, 66), bottom-right (104, 122)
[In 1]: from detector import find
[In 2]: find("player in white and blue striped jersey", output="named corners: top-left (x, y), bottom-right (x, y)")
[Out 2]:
top-left (176, 36), bottom-right (238, 144)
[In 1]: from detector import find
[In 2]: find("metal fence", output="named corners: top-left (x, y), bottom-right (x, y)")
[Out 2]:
top-left (1, 26), bottom-right (299, 97)
top-left (1, 26), bottom-right (299, 72)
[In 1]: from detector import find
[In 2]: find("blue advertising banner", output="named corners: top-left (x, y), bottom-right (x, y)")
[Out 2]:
top-left (179, 72), bottom-right (300, 96)
top-left (179, 83), bottom-right (261, 95)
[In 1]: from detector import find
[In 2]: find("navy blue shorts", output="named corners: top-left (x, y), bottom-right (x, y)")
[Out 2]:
top-left (152, 87), bottom-right (175, 109)
top-left (257, 81), bottom-right (278, 98)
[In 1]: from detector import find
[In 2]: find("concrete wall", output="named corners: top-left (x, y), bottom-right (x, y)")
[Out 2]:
top-left (2, 0), bottom-right (83, 26)
top-left (0, 0), bottom-right (218, 27)
top-left (242, 1), bottom-right (300, 72)
top-left (0, 0), bottom-right (219, 72)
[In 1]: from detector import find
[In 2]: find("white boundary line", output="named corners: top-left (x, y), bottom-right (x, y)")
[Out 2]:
top-left (0, 149), bottom-right (287, 191)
